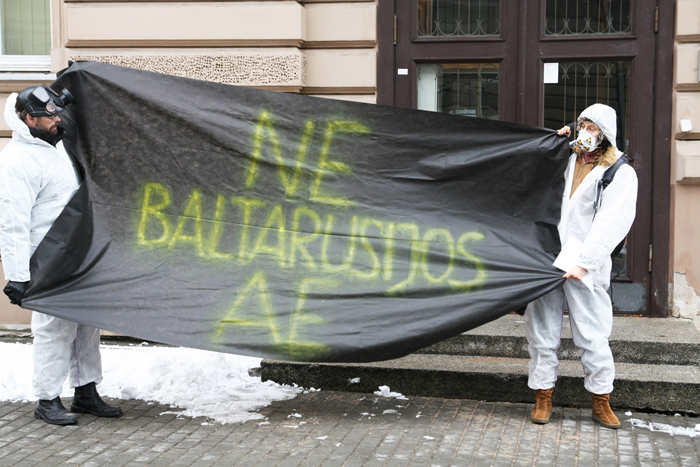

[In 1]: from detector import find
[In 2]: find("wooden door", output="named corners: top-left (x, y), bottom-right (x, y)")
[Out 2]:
top-left (378, 0), bottom-right (670, 315)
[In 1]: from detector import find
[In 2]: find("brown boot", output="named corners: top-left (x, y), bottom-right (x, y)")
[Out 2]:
top-left (531, 388), bottom-right (554, 424)
top-left (591, 393), bottom-right (621, 429)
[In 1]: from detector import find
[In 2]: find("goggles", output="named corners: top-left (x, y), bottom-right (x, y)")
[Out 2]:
top-left (18, 84), bottom-right (76, 118)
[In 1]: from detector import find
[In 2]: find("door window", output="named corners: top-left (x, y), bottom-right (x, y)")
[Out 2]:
top-left (417, 63), bottom-right (499, 119)
top-left (543, 59), bottom-right (631, 277)
top-left (418, 0), bottom-right (501, 37)
top-left (545, 0), bottom-right (633, 36)
top-left (543, 60), bottom-right (630, 152)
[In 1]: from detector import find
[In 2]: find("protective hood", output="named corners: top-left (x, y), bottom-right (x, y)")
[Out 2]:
top-left (0, 92), bottom-right (81, 283)
top-left (578, 103), bottom-right (618, 149)
top-left (4, 93), bottom-right (52, 148)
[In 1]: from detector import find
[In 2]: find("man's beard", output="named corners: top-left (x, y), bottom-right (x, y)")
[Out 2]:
top-left (37, 121), bottom-right (59, 135)
top-left (29, 124), bottom-right (66, 147)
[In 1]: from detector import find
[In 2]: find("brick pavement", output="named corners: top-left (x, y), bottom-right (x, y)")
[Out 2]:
top-left (0, 391), bottom-right (698, 466)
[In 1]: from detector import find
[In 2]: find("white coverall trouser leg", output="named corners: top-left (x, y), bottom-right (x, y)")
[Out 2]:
top-left (525, 279), bottom-right (614, 395)
top-left (31, 312), bottom-right (103, 400)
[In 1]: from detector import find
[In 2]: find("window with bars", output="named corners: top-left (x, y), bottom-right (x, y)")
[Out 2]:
top-left (417, 63), bottom-right (499, 119)
top-left (0, 0), bottom-right (51, 71)
top-left (543, 60), bottom-right (630, 152)
top-left (418, 0), bottom-right (501, 37)
top-left (543, 59), bottom-right (631, 277)
top-left (545, 0), bottom-right (633, 36)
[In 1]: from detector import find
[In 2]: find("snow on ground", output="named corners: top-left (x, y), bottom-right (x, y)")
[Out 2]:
top-left (628, 418), bottom-right (700, 438)
top-left (374, 385), bottom-right (408, 400)
top-left (0, 342), bottom-right (301, 424)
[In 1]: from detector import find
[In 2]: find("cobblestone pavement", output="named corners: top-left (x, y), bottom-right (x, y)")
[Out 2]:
top-left (1, 391), bottom-right (699, 466)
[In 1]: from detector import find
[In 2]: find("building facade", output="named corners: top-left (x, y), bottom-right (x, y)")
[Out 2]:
top-left (0, 0), bottom-right (698, 325)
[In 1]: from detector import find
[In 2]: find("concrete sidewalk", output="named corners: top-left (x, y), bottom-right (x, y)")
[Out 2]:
top-left (1, 390), bottom-right (699, 466)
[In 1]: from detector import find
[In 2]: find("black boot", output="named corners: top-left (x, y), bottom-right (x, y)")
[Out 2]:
top-left (34, 397), bottom-right (78, 425)
top-left (71, 382), bottom-right (123, 417)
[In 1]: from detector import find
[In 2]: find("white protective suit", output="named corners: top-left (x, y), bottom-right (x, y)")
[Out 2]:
top-left (0, 93), bottom-right (102, 400)
top-left (526, 103), bottom-right (638, 395)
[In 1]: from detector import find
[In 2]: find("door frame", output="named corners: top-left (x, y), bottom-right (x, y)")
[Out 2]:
top-left (649, 2), bottom-right (674, 317)
top-left (377, 0), bottom-right (673, 317)
top-left (527, 0), bottom-right (657, 309)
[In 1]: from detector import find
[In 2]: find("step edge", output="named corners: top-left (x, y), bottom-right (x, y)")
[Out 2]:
top-left (261, 356), bottom-right (700, 384)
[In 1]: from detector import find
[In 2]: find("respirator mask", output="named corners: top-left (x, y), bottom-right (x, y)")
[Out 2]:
top-left (569, 116), bottom-right (606, 152)
top-left (570, 129), bottom-right (602, 152)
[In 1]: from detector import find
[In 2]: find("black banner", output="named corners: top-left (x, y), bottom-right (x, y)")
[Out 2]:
top-left (22, 61), bottom-right (568, 362)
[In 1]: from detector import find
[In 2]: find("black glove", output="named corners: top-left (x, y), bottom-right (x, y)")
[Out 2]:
top-left (3, 281), bottom-right (29, 306)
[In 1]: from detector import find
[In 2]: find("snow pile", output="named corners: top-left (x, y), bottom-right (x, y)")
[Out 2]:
top-left (628, 418), bottom-right (700, 438)
top-left (0, 343), bottom-right (31, 402)
top-left (0, 343), bottom-right (301, 424)
top-left (374, 385), bottom-right (408, 400)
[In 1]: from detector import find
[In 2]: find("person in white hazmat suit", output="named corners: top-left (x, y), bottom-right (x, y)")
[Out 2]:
top-left (526, 103), bottom-right (637, 429)
top-left (0, 86), bottom-right (122, 425)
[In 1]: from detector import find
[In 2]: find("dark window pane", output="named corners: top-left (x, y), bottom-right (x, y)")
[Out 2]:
top-left (544, 60), bottom-right (631, 279)
top-left (418, 0), bottom-right (500, 37)
top-left (545, 0), bottom-right (632, 36)
top-left (543, 61), bottom-right (630, 152)
top-left (612, 242), bottom-right (627, 277)
top-left (418, 63), bottom-right (499, 120)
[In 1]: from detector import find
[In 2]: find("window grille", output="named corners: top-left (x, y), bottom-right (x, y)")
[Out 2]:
top-left (417, 63), bottom-right (499, 120)
top-left (543, 61), bottom-right (630, 152)
top-left (545, 0), bottom-right (632, 36)
top-left (418, 0), bottom-right (500, 37)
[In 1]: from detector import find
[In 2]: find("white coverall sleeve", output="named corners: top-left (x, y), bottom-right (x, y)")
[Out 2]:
top-left (576, 165), bottom-right (638, 273)
top-left (0, 160), bottom-right (40, 281)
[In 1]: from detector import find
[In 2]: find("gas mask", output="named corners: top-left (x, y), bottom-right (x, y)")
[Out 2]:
top-left (17, 84), bottom-right (75, 118)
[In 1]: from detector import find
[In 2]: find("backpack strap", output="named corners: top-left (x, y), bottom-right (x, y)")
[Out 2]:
top-left (602, 154), bottom-right (630, 190)
top-left (593, 154), bottom-right (632, 261)
top-left (594, 154), bottom-right (629, 215)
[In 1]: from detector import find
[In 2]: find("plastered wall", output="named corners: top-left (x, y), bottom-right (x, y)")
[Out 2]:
top-left (51, 0), bottom-right (377, 96)
top-left (672, 0), bottom-right (700, 321)
top-left (1, 1), bottom-right (378, 143)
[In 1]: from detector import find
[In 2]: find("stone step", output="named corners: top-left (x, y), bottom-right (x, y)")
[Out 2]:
top-left (416, 315), bottom-right (700, 366)
top-left (261, 353), bottom-right (700, 414)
